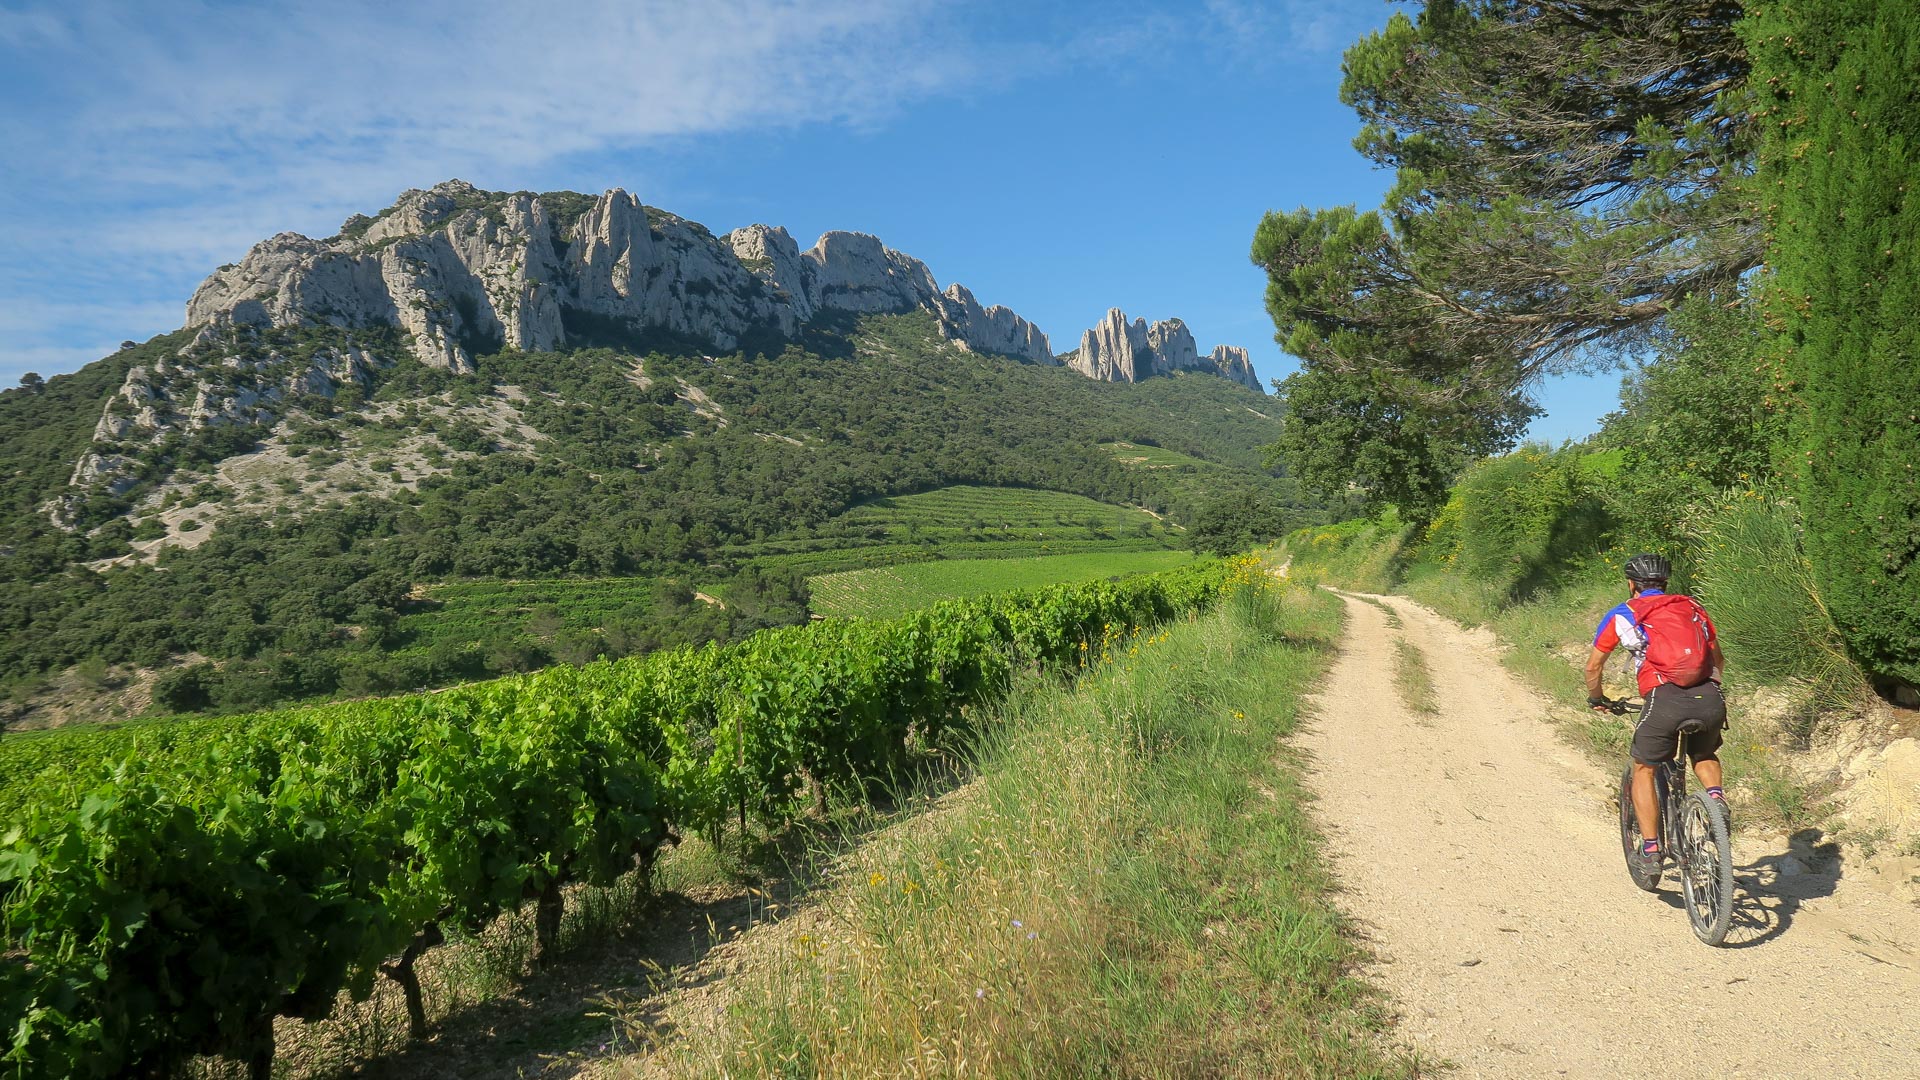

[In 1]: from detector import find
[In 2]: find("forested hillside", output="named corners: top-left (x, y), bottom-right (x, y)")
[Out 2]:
top-left (0, 312), bottom-right (1317, 720)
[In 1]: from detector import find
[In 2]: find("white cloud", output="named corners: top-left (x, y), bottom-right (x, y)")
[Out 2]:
top-left (1201, 0), bottom-right (1379, 62)
top-left (8, 0), bottom-right (975, 207)
top-left (1, 0), bottom-right (990, 374)
top-left (0, 0), bottom-right (1383, 377)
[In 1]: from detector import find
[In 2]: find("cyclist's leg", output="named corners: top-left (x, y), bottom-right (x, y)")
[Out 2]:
top-left (1693, 755), bottom-right (1724, 790)
top-left (1631, 763), bottom-right (1661, 842)
top-left (1630, 689), bottom-right (1682, 844)
top-left (1679, 682), bottom-right (1729, 790)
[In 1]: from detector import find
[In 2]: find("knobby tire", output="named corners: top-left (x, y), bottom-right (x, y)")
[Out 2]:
top-left (1679, 792), bottom-right (1734, 946)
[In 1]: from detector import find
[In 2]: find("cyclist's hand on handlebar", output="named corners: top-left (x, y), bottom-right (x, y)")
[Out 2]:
top-left (1588, 695), bottom-right (1630, 715)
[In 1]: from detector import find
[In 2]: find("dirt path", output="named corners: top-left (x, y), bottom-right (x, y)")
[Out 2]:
top-left (1300, 591), bottom-right (1920, 1080)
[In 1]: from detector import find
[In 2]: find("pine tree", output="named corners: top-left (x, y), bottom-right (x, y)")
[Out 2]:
top-left (1745, 0), bottom-right (1920, 683)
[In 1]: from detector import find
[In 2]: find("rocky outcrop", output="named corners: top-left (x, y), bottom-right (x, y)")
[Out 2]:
top-left (186, 180), bottom-right (1052, 372)
top-left (1067, 309), bottom-right (1262, 393)
top-left (1208, 345), bottom-right (1262, 393)
top-left (61, 325), bottom-right (381, 513)
top-left (930, 284), bottom-right (1054, 364)
top-left (57, 180), bottom-right (1067, 510)
top-left (726, 223), bottom-right (817, 322)
top-left (721, 227), bottom-right (1053, 364)
top-left (68, 180), bottom-right (1260, 514)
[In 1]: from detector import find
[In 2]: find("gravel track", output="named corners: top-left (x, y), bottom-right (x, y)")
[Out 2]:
top-left (1300, 590), bottom-right (1920, 1079)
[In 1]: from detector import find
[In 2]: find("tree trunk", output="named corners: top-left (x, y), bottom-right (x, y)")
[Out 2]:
top-left (535, 879), bottom-right (565, 966)
top-left (245, 1009), bottom-right (275, 1080)
top-left (381, 923), bottom-right (444, 1040)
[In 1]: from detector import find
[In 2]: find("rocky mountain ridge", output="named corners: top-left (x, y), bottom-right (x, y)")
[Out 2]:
top-left (1066, 309), bottom-right (1262, 393)
top-left (185, 180), bottom-right (1057, 373)
top-left (61, 180), bottom-right (1259, 512)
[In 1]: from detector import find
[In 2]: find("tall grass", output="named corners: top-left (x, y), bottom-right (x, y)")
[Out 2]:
top-left (1688, 487), bottom-right (1865, 712)
top-left (1281, 514), bottom-right (1410, 594)
top-left (633, 581), bottom-right (1417, 1078)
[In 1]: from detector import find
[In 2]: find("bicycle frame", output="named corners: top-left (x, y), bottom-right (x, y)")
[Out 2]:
top-left (1617, 711), bottom-right (1733, 944)
top-left (1656, 728), bottom-right (1693, 854)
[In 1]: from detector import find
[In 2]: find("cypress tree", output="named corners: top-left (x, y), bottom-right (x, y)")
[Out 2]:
top-left (1745, 0), bottom-right (1920, 683)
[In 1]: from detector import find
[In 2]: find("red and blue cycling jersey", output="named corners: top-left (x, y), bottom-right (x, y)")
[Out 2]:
top-left (1594, 589), bottom-right (1719, 695)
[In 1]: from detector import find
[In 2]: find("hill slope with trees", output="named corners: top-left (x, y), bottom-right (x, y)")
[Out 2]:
top-left (0, 312), bottom-right (1319, 722)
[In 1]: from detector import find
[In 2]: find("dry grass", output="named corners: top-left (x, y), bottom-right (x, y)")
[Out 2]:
top-left (1392, 638), bottom-right (1439, 718)
top-left (616, 581), bottom-right (1419, 1078)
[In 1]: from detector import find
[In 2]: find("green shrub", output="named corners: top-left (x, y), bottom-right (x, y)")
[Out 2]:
top-left (1281, 512), bottom-right (1409, 593)
top-left (1747, 0), bottom-right (1920, 684)
top-left (151, 662), bottom-right (217, 712)
top-left (1421, 445), bottom-right (1610, 602)
top-left (1599, 295), bottom-right (1791, 554)
top-left (1687, 486), bottom-right (1862, 705)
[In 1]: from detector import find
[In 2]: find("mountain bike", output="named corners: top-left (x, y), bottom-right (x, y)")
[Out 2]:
top-left (1601, 697), bottom-right (1735, 945)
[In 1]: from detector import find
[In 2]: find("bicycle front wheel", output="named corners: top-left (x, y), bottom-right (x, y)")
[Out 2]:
top-left (1679, 793), bottom-right (1734, 945)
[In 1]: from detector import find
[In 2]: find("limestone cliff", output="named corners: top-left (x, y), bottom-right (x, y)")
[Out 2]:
top-left (187, 181), bottom-right (1053, 372)
top-left (63, 180), bottom-right (1059, 510)
top-left (1207, 345), bottom-right (1262, 393)
top-left (1067, 309), bottom-right (1262, 393)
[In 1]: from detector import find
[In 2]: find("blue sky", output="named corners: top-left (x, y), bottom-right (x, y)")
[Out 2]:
top-left (0, 0), bottom-right (1621, 442)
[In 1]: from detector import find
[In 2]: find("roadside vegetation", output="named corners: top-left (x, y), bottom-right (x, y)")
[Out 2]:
top-left (1258, 1), bottom-right (1917, 847)
top-left (632, 571), bottom-right (1417, 1078)
top-left (0, 564), bottom-right (1235, 1076)
top-left (808, 549), bottom-right (1200, 619)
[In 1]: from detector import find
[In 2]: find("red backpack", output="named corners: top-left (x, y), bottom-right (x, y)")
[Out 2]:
top-left (1627, 594), bottom-right (1714, 689)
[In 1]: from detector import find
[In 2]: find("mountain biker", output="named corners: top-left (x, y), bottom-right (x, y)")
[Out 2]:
top-left (1585, 553), bottom-right (1729, 875)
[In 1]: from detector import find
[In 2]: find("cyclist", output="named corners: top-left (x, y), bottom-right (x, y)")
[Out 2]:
top-left (1585, 553), bottom-right (1729, 874)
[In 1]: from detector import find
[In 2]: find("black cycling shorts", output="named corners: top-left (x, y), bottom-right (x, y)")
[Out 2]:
top-left (1632, 682), bottom-right (1726, 765)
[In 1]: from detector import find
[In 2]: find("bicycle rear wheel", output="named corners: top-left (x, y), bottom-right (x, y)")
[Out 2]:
top-left (1619, 764), bottom-right (1661, 891)
top-left (1679, 792), bottom-right (1734, 945)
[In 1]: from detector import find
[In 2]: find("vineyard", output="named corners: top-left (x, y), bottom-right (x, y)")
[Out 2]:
top-left (397, 577), bottom-right (662, 652)
top-left (827, 485), bottom-right (1173, 544)
top-left (808, 550), bottom-right (1201, 619)
top-left (0, 559), bottom-right (1245, 1078)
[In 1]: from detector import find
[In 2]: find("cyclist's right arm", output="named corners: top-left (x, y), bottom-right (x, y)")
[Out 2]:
top-left (1585, 645), bottom-right (1613, 708)
top-left (1588, 605), bottom-right (1630, 708)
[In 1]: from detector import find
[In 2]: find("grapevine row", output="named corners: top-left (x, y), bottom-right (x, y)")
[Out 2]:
top-left (0, 560), bottom-right (1233, 1077)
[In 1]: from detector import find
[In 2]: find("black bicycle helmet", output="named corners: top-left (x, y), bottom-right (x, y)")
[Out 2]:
top-left (1623, 553), bottom-right (1671, 583)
